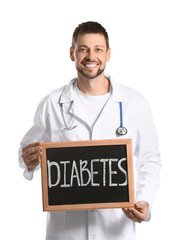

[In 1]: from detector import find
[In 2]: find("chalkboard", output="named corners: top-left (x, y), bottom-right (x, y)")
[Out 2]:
top-left (41, 139), bottom-right (134, 211)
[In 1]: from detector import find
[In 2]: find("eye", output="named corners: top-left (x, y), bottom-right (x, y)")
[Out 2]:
top-left (79, 48), bottom-right (87, 52)
top-left (96, 48), bottom-right (103, 52)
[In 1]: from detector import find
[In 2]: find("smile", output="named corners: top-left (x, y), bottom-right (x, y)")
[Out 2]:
top-left (83, 62), bottom-right (99, 69)
top-left (85, 64), bottom-right (97, 67)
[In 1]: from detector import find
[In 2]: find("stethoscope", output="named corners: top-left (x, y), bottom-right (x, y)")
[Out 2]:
top-left (59, 103), bottom-right (77, 130)
top-left (116, 102), bottom-right (128, 135)
top-left (59, 101), bottom-right (128, 136)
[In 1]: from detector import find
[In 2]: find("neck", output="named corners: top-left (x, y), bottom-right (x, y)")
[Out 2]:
top-left (77, 73), bottom-right (110, 96)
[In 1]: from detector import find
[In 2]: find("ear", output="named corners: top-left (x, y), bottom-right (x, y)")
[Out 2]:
top-left (106, 47), bottom-right (111, 62)
top-left (70, 47), bottom-right (75, 61)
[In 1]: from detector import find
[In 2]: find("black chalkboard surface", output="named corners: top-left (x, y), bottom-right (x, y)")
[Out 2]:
top-left (41, 139), bottom-right (134, 211)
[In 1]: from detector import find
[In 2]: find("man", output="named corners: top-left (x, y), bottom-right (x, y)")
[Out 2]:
top-left (19, 21), bottom-right (161, 240)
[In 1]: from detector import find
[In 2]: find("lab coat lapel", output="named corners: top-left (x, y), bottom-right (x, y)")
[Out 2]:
top-left (59, 78), bottom-right (91, 130)
top-left (91, 96), bottom-right (120, 139)
top-left (69, 100), bottom-right (91, 131)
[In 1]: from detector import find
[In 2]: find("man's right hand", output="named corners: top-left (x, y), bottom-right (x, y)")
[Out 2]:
top-left (22, 142), bottom-right (43, 171)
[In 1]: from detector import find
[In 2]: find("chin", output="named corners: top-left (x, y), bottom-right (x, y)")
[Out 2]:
top-left (77, 68), bottom-right (105, 80)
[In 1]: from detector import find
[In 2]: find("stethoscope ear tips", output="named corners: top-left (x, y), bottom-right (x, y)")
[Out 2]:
top-left (116, 127), bottom-right (128, 136)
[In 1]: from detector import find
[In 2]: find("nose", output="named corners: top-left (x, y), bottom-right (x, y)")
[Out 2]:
top-left (86, 49), bottom-right (95, 61)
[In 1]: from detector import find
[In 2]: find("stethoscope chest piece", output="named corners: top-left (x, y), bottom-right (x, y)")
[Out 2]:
top-left (116, 126), bottom-right (128, 136)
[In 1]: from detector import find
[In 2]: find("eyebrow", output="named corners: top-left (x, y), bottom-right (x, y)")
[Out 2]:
top-left (94, 45), bottom-right (105, 48)
top-left (78, 44), bottom-right (105, 48)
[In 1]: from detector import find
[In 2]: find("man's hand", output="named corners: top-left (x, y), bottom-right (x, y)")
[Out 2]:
top-left (122, 201), bottom-right (149, 223)
top-left (22, 142), bottom-right (43, 171)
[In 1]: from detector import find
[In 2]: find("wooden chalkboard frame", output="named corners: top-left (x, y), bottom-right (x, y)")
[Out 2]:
top-left (41, 139), bottom-right (135, 211)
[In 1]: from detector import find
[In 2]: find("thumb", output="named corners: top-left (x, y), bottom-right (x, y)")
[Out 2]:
top-left (135, 201), bottom-right (148, 210)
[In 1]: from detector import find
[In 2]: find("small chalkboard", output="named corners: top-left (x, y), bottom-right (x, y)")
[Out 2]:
top-left (41, 139), bottom-right (134, 211)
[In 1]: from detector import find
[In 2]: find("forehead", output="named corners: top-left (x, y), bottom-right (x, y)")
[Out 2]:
top-left (76, 33), bottom-right (106, 47)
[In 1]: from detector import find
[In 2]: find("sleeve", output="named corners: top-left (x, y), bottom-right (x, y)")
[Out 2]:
top-left (18, 97), bottom-right (48, 180)
top-left (134, 97), bottom-right (161, 221)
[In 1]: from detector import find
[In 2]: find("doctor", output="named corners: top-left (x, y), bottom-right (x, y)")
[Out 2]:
top-left (19, 21), bottom-right (161, 240)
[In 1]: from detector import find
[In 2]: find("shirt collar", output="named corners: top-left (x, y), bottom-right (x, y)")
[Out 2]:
top-left (59, 75), bottom-right (126, 104)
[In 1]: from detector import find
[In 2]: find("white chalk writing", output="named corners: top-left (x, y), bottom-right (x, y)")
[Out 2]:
top-left (47, 158), bottom-right (128, 188)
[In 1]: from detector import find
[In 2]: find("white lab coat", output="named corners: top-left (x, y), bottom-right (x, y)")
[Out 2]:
top-left (19, 75), bottom-right (161, 240)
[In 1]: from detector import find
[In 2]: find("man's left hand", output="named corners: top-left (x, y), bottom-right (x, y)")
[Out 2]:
top-left (122, 201), bottom-right (149, 223)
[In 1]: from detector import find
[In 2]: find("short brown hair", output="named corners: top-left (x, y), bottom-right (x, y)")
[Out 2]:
top-left (72, 21), bottom-right (109, 50)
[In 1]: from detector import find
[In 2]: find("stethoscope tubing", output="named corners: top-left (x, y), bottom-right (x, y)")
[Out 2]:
top-left (59, 103), bottom-right (77, 130)
top-left (120, 102), bottom-right (123, 128)
top-left (116, 102), bottom-right (128, 135)
top-left (59, 101), bottom-right (127, 135)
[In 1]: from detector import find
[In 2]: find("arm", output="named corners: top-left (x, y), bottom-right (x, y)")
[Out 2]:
top-left (124, 97), bottom-right (161, 223)
top-left (19, 96), bottom-right (48, 179)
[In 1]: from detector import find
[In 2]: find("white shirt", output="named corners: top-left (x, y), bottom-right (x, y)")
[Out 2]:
top-left (74, 82), bottom-right (111, 129)
top-left (19, 75), bottom-right (161, 240)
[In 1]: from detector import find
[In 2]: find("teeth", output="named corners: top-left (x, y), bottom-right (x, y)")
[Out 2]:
top-left (85, 64), bottom-right (97, 67)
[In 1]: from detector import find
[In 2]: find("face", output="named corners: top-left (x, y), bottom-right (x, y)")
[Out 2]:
top-left (70, 33), bottom-right (111, 80)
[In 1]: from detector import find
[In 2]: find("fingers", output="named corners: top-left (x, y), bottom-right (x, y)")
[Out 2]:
top-left (22, 141), bottom-right (43, 152)
top-left (123, 208), bottom-right (143, 223)
top-left (129, 208), bottom-right (146, 221)
top-left (122, 201), bottom-right (149, 223)
top-left (27, 159), bottom-right (40, 170)
top-left (135, 201), bottom-right (149, 212)
top-left (22, 142), bottom-right (43, 170)
top-left (22, 146), bottom-right (42, 162)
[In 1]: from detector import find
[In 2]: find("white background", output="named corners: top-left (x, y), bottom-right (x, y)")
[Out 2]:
top-left (0, 0), bottom-right (176, 239)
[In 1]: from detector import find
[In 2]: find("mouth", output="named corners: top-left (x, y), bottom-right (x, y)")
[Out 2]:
top-left (82, 62), bottom-right (99, 70)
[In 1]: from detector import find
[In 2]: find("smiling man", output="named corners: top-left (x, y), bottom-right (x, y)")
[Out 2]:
top-left (19, 21), bottom-right (161, 240)
top-left (70, 29), bottom-right (111, 96)
top-left (71, 32), bottom-right (110, 79)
